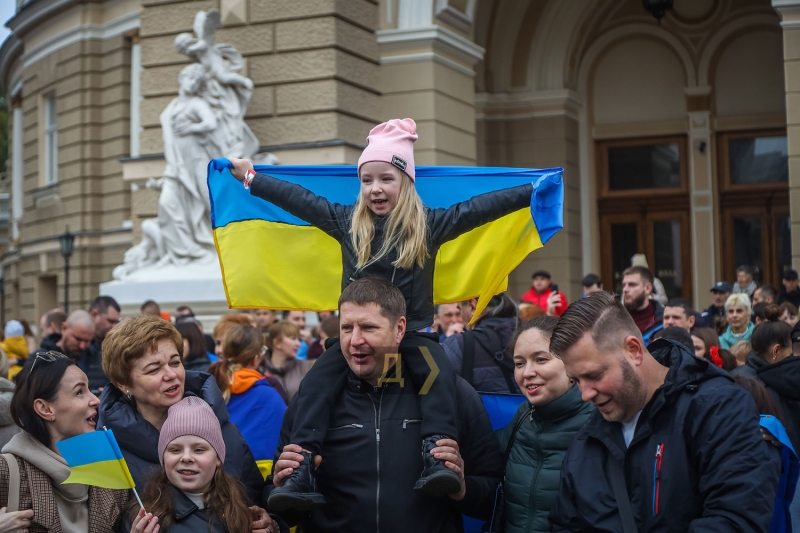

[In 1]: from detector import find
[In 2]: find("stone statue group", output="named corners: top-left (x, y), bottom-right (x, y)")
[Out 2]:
top-left (114, 10), bottom-right (271, 280)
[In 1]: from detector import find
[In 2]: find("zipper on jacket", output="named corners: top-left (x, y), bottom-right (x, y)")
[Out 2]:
top-left (402, 419), bottom-right (421, 429)
top-left (652, 443), bottom-right (664, 516)
top-left (525, 417), bottom-right (546, 532)
top-left (329, 423), bottom-right (364, 431)
top-left (369, 389), bottom-right (384, 533)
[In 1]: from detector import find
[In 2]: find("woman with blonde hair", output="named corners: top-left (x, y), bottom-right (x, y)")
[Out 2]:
top-left (719, 293), bottom-right (755, 349)
top-left (229, 117), bottom-right (536, 511)
top-left (209, 325), bottom-right (286, 479)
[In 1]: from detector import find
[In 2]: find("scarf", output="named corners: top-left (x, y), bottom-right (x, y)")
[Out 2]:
top-left (3, 431), bottom-right (89, 533)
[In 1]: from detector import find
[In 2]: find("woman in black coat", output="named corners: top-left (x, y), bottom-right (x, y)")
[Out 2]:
top-left (731, 304), bottom-right (800, 450)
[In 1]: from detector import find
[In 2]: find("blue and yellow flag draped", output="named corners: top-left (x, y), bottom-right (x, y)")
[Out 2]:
top-left (56, 429), bottom-right (136, 490)
top-left (208, 160), bottom-right (564, 318)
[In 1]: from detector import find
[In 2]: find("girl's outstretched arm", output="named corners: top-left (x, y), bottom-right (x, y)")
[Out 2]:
top-left (228, 158), bottom-right (348, 240)
top-left (429, 183), bottom-right (534, 245)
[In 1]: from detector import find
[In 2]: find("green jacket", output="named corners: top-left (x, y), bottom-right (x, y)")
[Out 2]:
top-left (496, 386), bottom-right (593, 533)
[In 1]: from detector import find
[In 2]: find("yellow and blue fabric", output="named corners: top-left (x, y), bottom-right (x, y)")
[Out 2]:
top-left (56, 429), bottom-right (136, 490)
top-left (208, 159), bottom-right (564, 318)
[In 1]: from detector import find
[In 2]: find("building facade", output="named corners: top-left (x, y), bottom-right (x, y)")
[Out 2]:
top-left (0, 0), bottom-right (795, 325)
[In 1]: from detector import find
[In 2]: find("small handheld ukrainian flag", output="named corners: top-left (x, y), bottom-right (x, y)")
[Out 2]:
top-left (56, 428), bottom-right (144, 507)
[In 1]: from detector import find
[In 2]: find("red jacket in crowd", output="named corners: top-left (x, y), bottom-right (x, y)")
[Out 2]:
top-left (520, 286), bottom-right (568, 316)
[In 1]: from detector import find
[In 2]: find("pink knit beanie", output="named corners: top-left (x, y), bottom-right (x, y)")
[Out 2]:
top-left (357, 118), bottom-right (418, 181)
top-left (157, 396), bottom-right (226, 465)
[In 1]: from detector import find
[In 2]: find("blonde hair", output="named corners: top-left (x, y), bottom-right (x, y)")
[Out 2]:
top-left (350, 171), bottom-right (429, 270)
top-left (725, 293), bottom-right (752, 315)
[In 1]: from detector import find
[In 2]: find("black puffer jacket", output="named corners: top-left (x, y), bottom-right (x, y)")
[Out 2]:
top-left (270, 369), bottom-right (503, 532)
top-left (250, 173), bottom-right (532, 331)
top-left (442, 316), bottom-right (519, 393)
top-left (731, 352), bottom-right (800, 451)
top-left (97, 371), bottom-right (265, 505)
top-left (549, 340), bottom-right (781, 533)
top-left (82, 338), bottom-right (111, 393)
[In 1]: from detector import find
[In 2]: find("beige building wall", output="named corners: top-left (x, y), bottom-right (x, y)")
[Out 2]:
top-left (1, 0), bottom-right (138, 324)
top-left (0, 0), bottom-right (794, 326)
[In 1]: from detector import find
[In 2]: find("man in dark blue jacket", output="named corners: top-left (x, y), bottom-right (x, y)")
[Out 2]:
top-left (548, 292), bottom-right (781, 533)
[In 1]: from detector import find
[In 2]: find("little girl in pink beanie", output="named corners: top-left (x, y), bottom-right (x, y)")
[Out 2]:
top-left (129, 397), bottom-right (272, 533)
top-left (229, 118), bottom-right (534, 512)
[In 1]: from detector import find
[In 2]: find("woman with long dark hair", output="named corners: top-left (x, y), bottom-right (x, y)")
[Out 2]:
top-left (175, 321), bottom-right (211, 372)
top-left (0, 351), bottom-right (129, 531)
top-left (732, 304), bottom-right (800, 450)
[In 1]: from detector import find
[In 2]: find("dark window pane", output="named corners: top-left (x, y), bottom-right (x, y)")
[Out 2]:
top-left (733, 216), bottom-right (763, 285)
top-left (729, 136), bottom-right (788, 184)
top-left (608, 143), bottom-right (680, 191)
top-left (652, 220), bottom-right (682, 300)
top-left (611, 223), bottom-right (639, 294)
top-left (777, 214), bottom-right (792, 281)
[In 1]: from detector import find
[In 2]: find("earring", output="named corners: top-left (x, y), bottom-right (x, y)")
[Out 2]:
top-left (570, 379), bottom-right (575, 385)
top-left (50, 417), bottom-right (55, 422)
top-left (125, 390), bottom-right (132, 401)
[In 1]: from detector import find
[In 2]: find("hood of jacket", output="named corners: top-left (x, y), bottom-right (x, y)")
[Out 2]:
top-left (472, 316), bottom-right (518, 344)
top-left (0, 378), bottom-right (15, 426)
top-left (745, 353), bottom-right (800, 401)
top-left (97, 370), bottom-right (230, 464)
top-left (230, 368), bottom-right (266, 395)
top-left (40, 332), bottom-right (62, 352)
top-left (1, 336), bottom-right (29, 359)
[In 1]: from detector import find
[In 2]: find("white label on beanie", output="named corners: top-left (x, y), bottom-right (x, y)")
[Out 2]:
top-left (391, 155), bottom-right (407, 171)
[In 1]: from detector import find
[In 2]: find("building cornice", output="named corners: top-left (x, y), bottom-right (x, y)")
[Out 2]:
top-left (0, 36), bottom-right (23, 94)
top-left (376, 25), bottom-right (485, 76)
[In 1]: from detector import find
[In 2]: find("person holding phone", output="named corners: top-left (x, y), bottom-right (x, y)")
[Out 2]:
top-left (521, 271), bottom-right (569, 316)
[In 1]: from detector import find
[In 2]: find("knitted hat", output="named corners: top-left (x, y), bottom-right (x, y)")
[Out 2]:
top-left (4, 321), bottom-right (24, 338)
top-left (157, 396), bottom-right (226, 465)
top-left (357, 118), bottom-right (418, 181)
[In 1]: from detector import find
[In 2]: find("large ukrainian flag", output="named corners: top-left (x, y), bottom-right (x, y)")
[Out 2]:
top-left (208, 160), bottom-right (564, 317)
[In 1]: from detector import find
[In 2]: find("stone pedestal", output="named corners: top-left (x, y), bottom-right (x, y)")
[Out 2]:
top-left (99, 260), bottom-right (232, 331)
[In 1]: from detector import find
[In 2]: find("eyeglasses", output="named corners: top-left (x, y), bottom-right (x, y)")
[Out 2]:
top-left (30, 350), bottom-right (70, 373)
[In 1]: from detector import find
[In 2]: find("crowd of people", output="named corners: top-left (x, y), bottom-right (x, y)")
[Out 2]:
top-left (0, 116), bottom-right (794, 533)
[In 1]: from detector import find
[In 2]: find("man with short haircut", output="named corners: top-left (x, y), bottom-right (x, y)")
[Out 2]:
top-left (753, 284), bottom-right (777, 306)
top-left (662, 298), bottom-right (695, 331)
top-left (283, 310), bottom-right (311, 359)
top-left (582, 273), bottom-right (604, 297)
top-left (733, 265), bottom-right (757, 299)
top-left (253, 308), bottom-right (277, 330)
top-left (621, 266), bottom-right (663, 339)
top-left (58, 310), bottom-right (95, 358)
top-left (85, 296), bottom-right (120, 390)
top-left (436, 303), bottom-right (463, 340)
top-left (270, 278), bottom-right (501, 532)
top-left (140, 300), bottom-right (161, 317)
top-left (175, 305), bottom-right (194, 317)
top-left (547, 292), bottom-right (780, 532)
top-left (39, 309), bottom-right (66, 351)
top-left (700, 281), bottom-right (732, 329)
top-left (779, 269), bottom-right (800, 308)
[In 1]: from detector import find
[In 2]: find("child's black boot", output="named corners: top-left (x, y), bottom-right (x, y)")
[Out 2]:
top-left (413, 435), bottom-right (462, 496)
top-left (268, 450), bottom-right (326, 512)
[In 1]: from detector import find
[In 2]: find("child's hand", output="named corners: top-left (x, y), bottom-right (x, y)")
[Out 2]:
top-left (273, 444), bottom-right (322, 487)
top-left (229, 158), bottom-right (254, 182)
top-left (131, 508), bottom-right (159, 533)
top-left (430, 438), bottom-right (466, 501)
top-left (0, 506), bottom-right (33, 533)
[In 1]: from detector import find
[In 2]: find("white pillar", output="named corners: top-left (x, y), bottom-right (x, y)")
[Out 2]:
top-left (11, 105), bottom-right (23, 240)
top-left (130, 37), bottom-right (142, 157)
